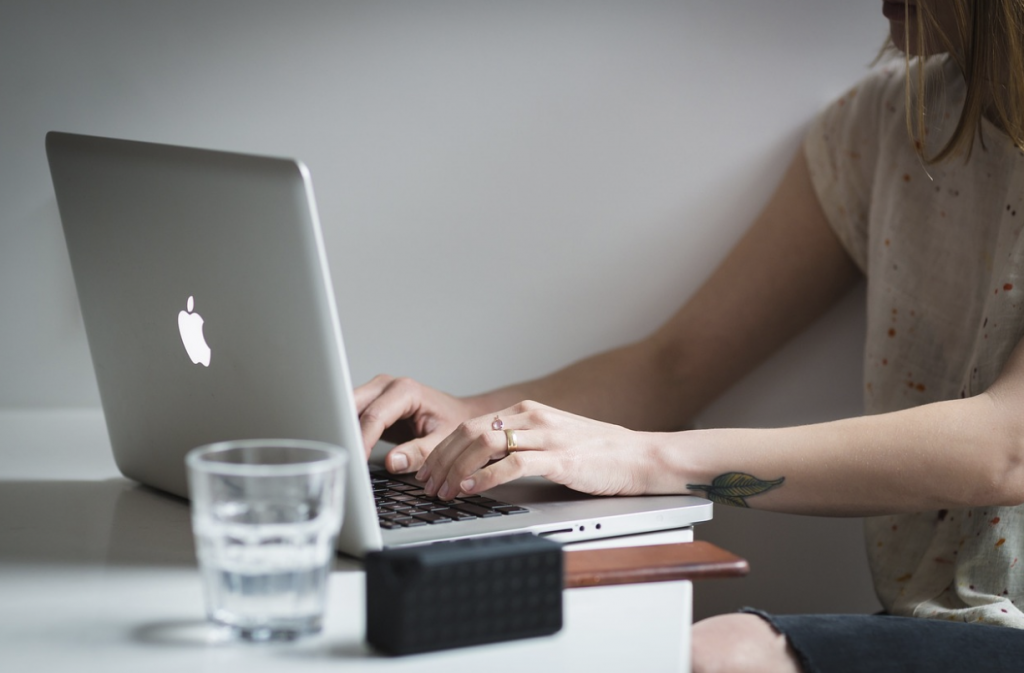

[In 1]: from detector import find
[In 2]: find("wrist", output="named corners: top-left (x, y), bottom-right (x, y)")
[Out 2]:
top-left (638, 429), bottom-right (699, 495)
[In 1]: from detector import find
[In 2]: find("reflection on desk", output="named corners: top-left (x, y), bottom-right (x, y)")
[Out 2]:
top-left (0, 480), bottom-right (194, 567)
top-left (0, 411), bottom-right (693, 672)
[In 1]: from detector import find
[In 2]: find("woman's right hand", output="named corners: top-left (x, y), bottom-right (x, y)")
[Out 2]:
top-left (354, 374), bottom-right (481, 474)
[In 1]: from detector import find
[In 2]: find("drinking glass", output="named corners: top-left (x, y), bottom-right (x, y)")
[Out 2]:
top-left (186, 439), bottom-right (347, 641)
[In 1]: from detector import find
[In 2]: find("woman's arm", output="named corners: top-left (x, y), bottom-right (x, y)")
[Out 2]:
top-left (419, 339), bottom-right (1024, 513)
top-left (652, 352), bottom-right (1024, 515)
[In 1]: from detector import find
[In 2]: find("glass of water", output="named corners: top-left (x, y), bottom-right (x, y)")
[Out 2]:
top-left (186, 439), bottom-right (348, 641)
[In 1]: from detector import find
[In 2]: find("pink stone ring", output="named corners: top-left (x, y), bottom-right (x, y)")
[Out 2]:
top-left (491, 416), bottom-right (504, 431)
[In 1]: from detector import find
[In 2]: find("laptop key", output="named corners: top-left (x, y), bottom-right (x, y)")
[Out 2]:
top-left (493, 505), bottom-right (529, 515)
top-left (450, 502), bottom-right (502, 518)
top-left (434, 508), bottom-right (476, 521)
top-left (461, 496), bottom-right (503, 507)
top-left (412, 511), bottom-right (452, 524)
top-left (399, 519), bottom-right (428, 528)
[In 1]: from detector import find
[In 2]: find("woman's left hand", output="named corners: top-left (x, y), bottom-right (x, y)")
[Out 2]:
top-left (416, 400), bottom-right (656, 500)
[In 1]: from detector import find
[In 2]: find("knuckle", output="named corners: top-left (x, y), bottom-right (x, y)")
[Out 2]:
top-left (515, 399), bottom-right (540, 413)
top-left (454, 421), bottom-right (476, 441)
top-left (359, 406), bottom-right (383, 427)
top-left (528, 405), bottom-right (555, 426)
top-left (504, 452), bottom-right (527, 479)
top-left (451, 454), bottom-right (477, 479)
top-left (429, 452), bottom-right (454, 478)
top-left (391, 376), bottom-right (417, 394)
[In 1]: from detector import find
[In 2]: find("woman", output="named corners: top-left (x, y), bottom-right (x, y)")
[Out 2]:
top-left (355, 2), bottom-right (1024, 670)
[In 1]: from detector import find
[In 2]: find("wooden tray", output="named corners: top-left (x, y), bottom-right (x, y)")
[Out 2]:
top-left (564, 541), bottom-right (749, 589)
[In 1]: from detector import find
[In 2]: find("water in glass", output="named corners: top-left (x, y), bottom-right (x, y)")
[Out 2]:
top-left (194, 498), bottom-right (340, 640)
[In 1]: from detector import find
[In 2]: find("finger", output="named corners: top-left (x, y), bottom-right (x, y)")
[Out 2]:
top-left (418, 415), bottom-right (493, 496)
top-left (352, 374), bottom-right (394, 413)
top-left (434, 430), bottom-right (520, 500)
top-left (383, 440), bottom-right (434, 475)
top-left (416, 403), bottom-right (544, 487)
top-left (457, 450), bottom-right (555, 496)
top-left (358, 379), bottom-right (421, 456)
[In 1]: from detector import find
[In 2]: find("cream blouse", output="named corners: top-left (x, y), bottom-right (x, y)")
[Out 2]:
top-left (805, 55), bottom-right (1024, 627)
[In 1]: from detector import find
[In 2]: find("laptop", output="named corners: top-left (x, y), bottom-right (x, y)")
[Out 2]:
top-left (45, 131), bottom-right (712, 557)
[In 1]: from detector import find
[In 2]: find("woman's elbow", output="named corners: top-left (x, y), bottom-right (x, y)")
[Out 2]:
top-left (986, 430), bottom-right (1024, 507)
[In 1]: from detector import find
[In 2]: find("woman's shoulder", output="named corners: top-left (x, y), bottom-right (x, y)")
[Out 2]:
top-left (822, 55), bottom-right (961, 137)
top-left (819, 59), bottom-right (905, 133)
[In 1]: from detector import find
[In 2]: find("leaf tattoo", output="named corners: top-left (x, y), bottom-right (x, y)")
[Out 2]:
top-left (686, 472), bottom-right (785, 508)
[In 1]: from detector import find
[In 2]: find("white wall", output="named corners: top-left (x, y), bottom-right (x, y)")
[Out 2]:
top-left (1, 1), bottom-right (884, 617)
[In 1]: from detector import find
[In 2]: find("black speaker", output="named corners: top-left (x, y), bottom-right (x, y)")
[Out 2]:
top-left (365, 533), bottom-right (564, 655)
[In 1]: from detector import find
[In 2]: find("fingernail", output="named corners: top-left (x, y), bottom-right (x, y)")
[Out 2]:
top-left (460, 478), bottom-right (475, 493)
top-left (415, 466), bottom-right (430, 482)
top-left (438, 482), bottom-right (451, 500)
top-left (391, 453), bottom-right (409, 472)
top-left (424, 477), bottom-right (435, 494)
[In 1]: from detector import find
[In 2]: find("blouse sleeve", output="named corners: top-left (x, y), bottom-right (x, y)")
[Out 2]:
top-left (803, 64), bottom-right (902, 273)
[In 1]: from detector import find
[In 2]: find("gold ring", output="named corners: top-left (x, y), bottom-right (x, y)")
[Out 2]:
top-left (504, 428), bottom-right (518, 454)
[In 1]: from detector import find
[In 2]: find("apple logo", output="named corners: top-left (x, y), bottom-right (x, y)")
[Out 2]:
top-left (178, 295), bottom-right (211, 367)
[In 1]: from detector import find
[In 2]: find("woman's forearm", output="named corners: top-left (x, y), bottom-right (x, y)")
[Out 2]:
top-left (649, 391), bottom-right (1024, 516)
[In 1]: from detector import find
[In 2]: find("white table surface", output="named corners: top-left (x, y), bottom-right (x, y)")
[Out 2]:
top-left (0, 409), bottom-right (693, 672)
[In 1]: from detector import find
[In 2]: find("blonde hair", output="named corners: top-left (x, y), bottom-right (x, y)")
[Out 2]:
top-left (907, 0), bottom-right (1024, 162)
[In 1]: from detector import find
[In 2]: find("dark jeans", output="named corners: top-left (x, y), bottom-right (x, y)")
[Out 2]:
top-left (744, 609), bottom-right (1024, 673)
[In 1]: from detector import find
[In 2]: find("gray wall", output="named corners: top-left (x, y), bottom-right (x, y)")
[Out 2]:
top-left (1, 1), bottom-right (883, 618)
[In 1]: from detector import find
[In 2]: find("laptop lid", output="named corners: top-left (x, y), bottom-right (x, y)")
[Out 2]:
top-left (46, 132), bottom-right (711, 557)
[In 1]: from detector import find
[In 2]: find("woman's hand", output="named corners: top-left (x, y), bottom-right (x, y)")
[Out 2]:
top-left (354, 374), bottom-right (482, 474)
top-left (415, 400), bottom-right (656, 501)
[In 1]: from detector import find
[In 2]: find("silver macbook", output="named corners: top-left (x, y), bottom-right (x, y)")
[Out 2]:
top-left (45, 131), bottom-right (711, 557)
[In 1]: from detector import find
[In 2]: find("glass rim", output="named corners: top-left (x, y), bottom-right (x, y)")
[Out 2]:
top-left (186, 438), bottom-right (348, 477)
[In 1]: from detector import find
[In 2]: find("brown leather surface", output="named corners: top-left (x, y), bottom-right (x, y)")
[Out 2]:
top-left (564, 541), bottom-right (749, 589)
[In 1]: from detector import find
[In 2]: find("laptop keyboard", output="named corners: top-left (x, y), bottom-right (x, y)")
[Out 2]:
top-left (370, 471), bottom-right (529, 529)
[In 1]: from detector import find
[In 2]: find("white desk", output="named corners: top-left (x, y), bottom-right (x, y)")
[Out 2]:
top-left (0, 410), bottom-right (693, 672)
